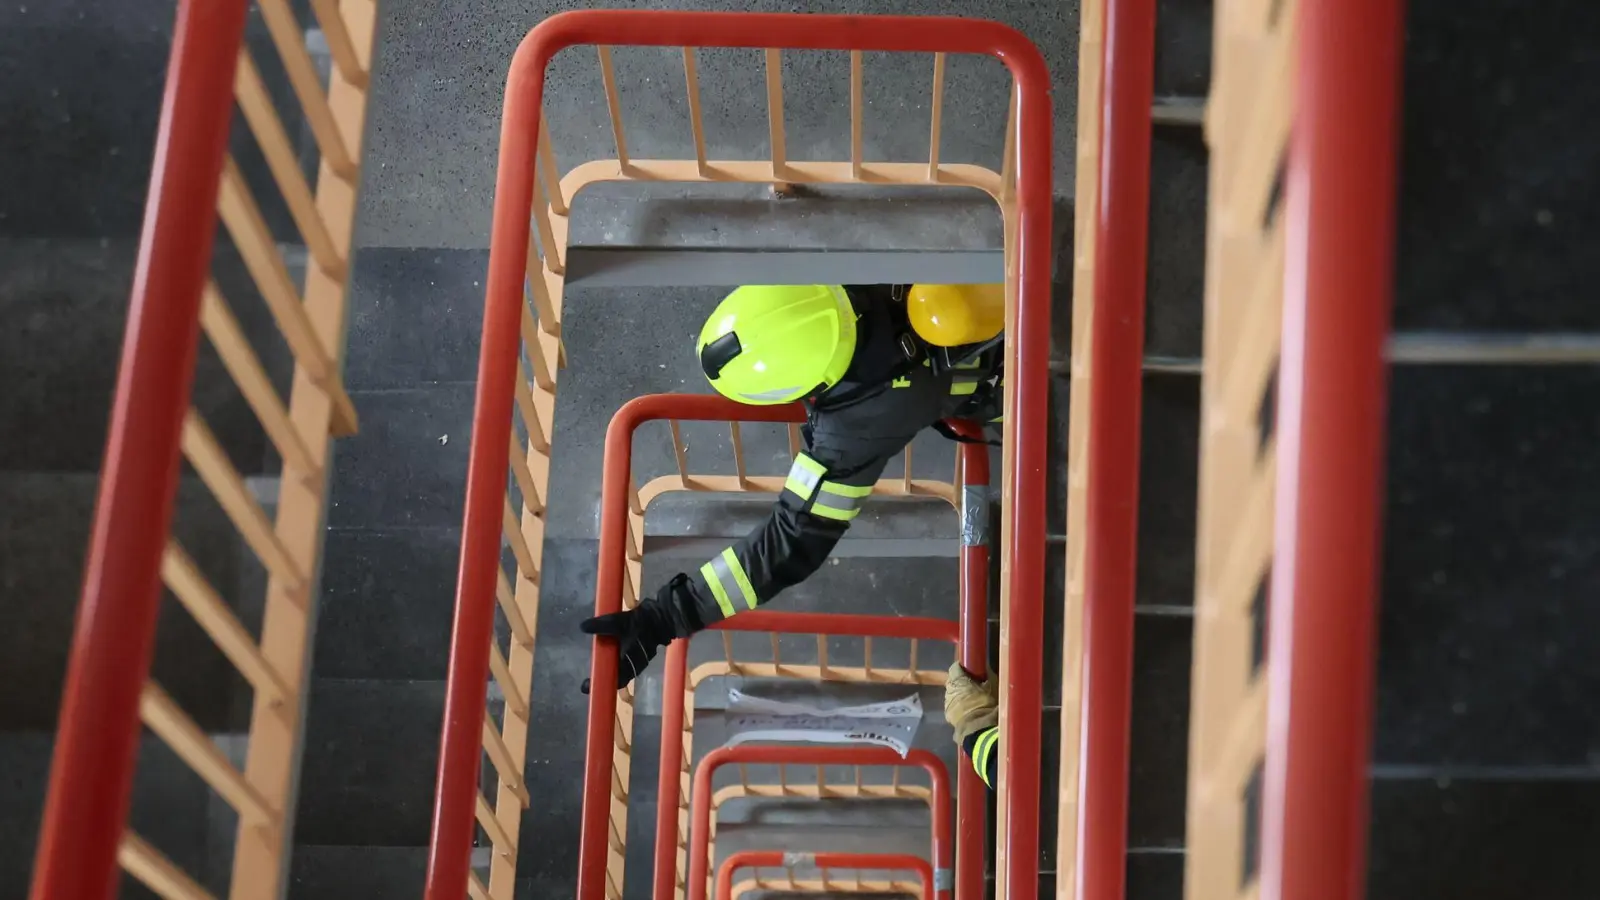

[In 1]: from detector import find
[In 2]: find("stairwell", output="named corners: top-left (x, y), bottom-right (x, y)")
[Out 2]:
top-left (2, 1), bottom-right (1599, 900)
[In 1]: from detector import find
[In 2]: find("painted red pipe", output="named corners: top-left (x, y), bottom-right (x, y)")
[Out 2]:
top-left (688, 745), bottom-right (953, 900)
top-left (1075, 0), bottom-right (1155, 898)
top-left (716, 851), bottom-right (934, 900)
top-left (950, 421), bottom-right (992, 900)
top-left (28, 3), bottom-right (248, 898)
top-left (1261, 1), bottom-right (1403, 899)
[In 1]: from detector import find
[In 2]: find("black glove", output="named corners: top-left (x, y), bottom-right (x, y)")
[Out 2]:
top-left (579, 575), bottom-right (703, 693)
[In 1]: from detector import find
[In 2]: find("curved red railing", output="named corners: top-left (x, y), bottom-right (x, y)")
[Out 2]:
top-left (27, 2), bottom-right (248, 897)
top-left (427, 12), bottom-right (1052, 900)
top-left (1262, 0), bottom-right (1403, 898)
top-left (1076, 0), bottom-right (1155, 898)
top-left (715, 851), bottom-right (934, 900)
top-left (688, 745), bottom-right (953, 900)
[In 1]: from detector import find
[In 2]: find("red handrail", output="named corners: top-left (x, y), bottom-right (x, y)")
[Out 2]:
top-left (28, 2), bottom-right (248, 897)
top-left (688, 745), bottom-right (953, 900)
top-left (1076, 0), bottom-right (1155, 898)
top-left (429, 12), bottom-right (1052, 900)
top-left (1261, 0), bottom-right (1402, 898)
top-left (715, 851), bottom-right (934, 900)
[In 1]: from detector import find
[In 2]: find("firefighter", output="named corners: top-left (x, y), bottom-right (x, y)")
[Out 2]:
top-left (581, 283), bottom-right (1005, 691)
top-left (944, 662), bottom-right (1000, 791)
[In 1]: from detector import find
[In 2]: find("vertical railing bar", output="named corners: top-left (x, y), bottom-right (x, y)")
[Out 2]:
top-left (306, 0), bottom-right (367, 87)
top-left (160, 541), bottom-right (291, 705)
top-left (509, 436), bottom-right (544, 516)
top-left (199, 282), bottom-right (319, 478)
top-left (682, 48), bottom-right (709, 176)
top-left (519, 305), bottom-right (556, 392)
top-left (215, 158), bottom-right (335, 386)
top-left (769, 632), bottom-right (781, 670)
top-left (538, 108), bottom-right (568, 215)
top-left (670, 420), bottom-right (689, 486)
top-left (764, 48), bottom-right (787, 178)
top-left (597, 46), bottom-right (630, 167)
top-left (497, 570), bottom-right (534, 647)
top-left (928, 52), bottom-right (947, 180)
top-left (481, 718), bottom-right (530, 805)
top-left (863, 637), bottom-right (874, 678)
top-left (139, 681), bottom-right (277, 825)
top-left (787, 423), bottom-right (802, 458)
top-left (1001, 82), bottom-right (1019, 204)
top-left (850, 50), bottom-right (864, 179)
top-left (255, 0), bottom-right (355, 178)
top-left (730, 421), bottom-right (748, 487)
top-left (475, 792), bottom-right (518, 858)
top-left (502, 498), bottom-right (537, 578)
top-left (902, 443), bottom-right (914, 494)
top-left (487, 641), bottom-right (528, 720)
top-left (180, 410), bottom-right (307, 594)
top-left (531, 176), bottom-right (566, 276)
top-left (516, 358), bottom-right (551, 455)
top-left (817, 634), bottom-right (829, 674)
top-left (119, 832), bottom-right (216, 900)
top-left (908, 639), bottom-right (919, 676)
top-left (232, 50), bottom-right (344, 278)
top-left (722, 632), bottom-right (735, 670)
top-left (524, 235), bottom-right (561, 335)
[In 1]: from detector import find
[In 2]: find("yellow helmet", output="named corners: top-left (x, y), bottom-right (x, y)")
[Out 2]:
top-left (698, 285), bottom-right (857, 405)
top-left (906, 283), bottom-right (1005, 347)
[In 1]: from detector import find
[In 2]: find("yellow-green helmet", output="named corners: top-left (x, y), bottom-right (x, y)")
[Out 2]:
top-left (697, 285), bottom-right (857, 405)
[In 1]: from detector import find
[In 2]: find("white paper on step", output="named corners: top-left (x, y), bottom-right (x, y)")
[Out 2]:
top-left (724, 688), bottom-right (922, 757)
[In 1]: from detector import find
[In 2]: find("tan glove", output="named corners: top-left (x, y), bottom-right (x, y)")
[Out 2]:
top-left (944, 662), bottom-right (999, 744)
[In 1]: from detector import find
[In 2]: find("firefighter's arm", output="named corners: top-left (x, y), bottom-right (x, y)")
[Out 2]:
top-left (671, 444), bottom-right (893, 627)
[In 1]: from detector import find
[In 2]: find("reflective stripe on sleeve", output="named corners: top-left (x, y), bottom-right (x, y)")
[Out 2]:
top-left (698, 560), bottom-right (736, 619)
top-left (701, 548), bottom-right (758, 618)
top-left (783, 453), bottom-right (827, 501)
top-left (718, 548), bottom-right (759, 610)
top-left (809, 479), bottom-right (872, 521)
top-left (971, 726), bottom-right (1000, 788)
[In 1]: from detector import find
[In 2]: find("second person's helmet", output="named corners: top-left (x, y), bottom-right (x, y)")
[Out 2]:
top-left (697, 284), bottom-right (857, 405)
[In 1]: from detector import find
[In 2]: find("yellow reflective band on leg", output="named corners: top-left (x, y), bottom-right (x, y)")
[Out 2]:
top-left (783, 453), bottom-right (827, 500)
top-left (699, 560), bottom-right (736, 619)
top-left (820, 481), bottom-right (873, 499)
top-left (809, 479), bottom-right (871, 522)
top-left (972, 727), bottom-right (1000, 788)
top-left (720, 548), bottom-right (759, 610)
top-left (809, 493), bottom-right (862, 521)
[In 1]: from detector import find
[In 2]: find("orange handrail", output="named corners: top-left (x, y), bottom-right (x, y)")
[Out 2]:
top-left (428, 13), bottom-right (1053, 900)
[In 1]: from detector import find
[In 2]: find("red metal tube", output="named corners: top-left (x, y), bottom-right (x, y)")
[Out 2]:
top-left (653, 640), bottom-right (691, 900)
top-left (437, 12), bottom-right (1053, 900)
top-left (716, 851), bottom-right (934, 900)
top-left (688, 745), bottom-right (953, 900)
top-left (28, 2), bottom-right (248, 898)
top-left (1075, 0), bottom-right (1155, 898)
top-left (1262, 1), bottom-right (1403, 899)
top-left (949, 421), bottom-right (992, 900)
top-left (713, 610), bottom-right (959, 643)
